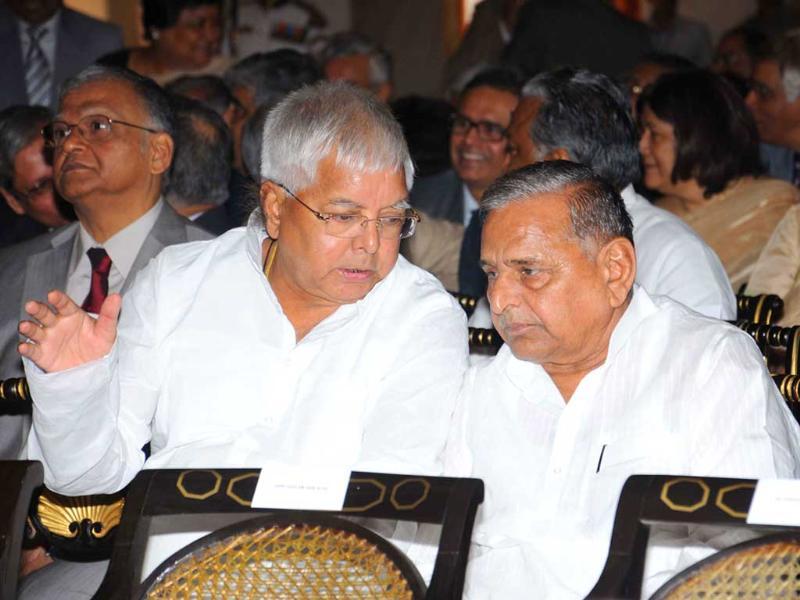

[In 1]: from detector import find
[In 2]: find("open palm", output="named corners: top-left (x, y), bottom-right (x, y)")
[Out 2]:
top-left (18, 290), bottom-right (122, 373)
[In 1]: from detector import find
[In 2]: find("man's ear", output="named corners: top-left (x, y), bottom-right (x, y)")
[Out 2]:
top-left (0, 187), bottom-right (24, 215)
top-left (544, 147), bottom-right (571, 161)
top-left (260, 180), bottom-right (284, 239)
top-left (596, 237), bottom-right (636, 308)
top-left (149, 132), bottom-right (174, 176)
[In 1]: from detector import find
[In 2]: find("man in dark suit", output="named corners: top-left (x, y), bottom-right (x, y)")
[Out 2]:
top-left (0, 66), bottom-right (212, 466)
top-left (0, 0), bottom-right (123, 110)
top-left (503, 0), bottom-right (651, 79)
top-left (409, 68), bottom-right (520, 296)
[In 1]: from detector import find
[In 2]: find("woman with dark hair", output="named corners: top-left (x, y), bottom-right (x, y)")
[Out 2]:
top-left (99, 0), bottom-right (225, 84)
top-left (638, 69), bottom-right (799, 289)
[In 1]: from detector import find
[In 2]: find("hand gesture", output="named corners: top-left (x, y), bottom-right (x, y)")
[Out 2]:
top-left (18, 290), bottom-right (122, 373)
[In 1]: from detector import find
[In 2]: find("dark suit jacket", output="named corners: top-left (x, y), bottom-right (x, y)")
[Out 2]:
top-left (409, 169), bottom-right (465, 225)
top-left (0, 203), bottom-right (212, 459)
top-left (194, 205), bottom-right (236, 236)
top-left (0, 6), bottom-right (123, 110)
top-left (504, 0), bottom-right (651, 78)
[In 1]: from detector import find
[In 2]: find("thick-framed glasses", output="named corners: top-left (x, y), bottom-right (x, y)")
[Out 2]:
top-left (450, 112), bottom-right (508, 142)
top-left (275, 182), bottom-right (421, 240)
top-left (42, 115), bottom-right (160, 148)
top-left (10, 177), bottom-right (53, 204)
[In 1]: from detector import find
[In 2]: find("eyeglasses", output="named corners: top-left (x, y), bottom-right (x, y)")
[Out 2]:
top-left (450, 113), bottom-right (509, 142)
top-left (42, 115), bottom-right (160, 148)
top-left (10, 177), bottom-right (53, 204)
top-left (275, 182), bottom-right (421, 240)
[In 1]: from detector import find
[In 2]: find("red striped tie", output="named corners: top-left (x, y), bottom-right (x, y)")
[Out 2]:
top-left (81, 248), bottom-right (112, 314)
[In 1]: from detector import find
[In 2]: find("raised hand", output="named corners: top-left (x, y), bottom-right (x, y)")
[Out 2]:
top-left (17, 290), bottom-right (122, 373)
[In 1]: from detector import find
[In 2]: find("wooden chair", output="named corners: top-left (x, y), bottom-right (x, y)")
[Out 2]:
top-left (733, 322), bottom-right (800, 374)
top-left (468, 327), bottom-right (503, 355)
top-left (0, 461), bottom-right (43, 600)
top-left (94, 469), bottom-right (484, 599)
top-left (587, 474), bottom-right (800, 599)
top-left (772, 373), bottom-right (800, 425)
top-left (0, 376), bottom-right (31, 415)
top-left (736, 292), bottom-right (784, 325)
top-left (449, 292), bottom-right (479, 319)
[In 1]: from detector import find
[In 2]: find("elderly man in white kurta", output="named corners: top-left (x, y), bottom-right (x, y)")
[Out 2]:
top-left (18, 82), bottom-right (467, 593)
top-left (445, 161), bottom-right (800, 599)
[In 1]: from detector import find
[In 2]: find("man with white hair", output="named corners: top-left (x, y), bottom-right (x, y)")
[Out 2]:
top-left (19, 81), bottom-right (467, 596)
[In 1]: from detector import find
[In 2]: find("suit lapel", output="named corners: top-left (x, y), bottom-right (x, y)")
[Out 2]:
top-left (19, 227), bottom-right (76, 321)
top-left (122, 204), bottom-right (189, 293)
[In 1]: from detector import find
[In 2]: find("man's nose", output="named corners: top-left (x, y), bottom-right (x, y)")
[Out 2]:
top-left (351, 219), bottom-right (381, 254)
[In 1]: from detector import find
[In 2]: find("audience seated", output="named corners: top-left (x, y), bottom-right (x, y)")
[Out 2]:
top-left (713, 25), bottom-right (771, 80)
top-left (0, 105), bottom-right (73, 248)
top-left (98, 0), bottom-right (225, 85)
top-left (507, 68), bottom-right (735, 319)
top-left (165, 96), bottom-right (235, 235)
top-left (747, 30), bottom-right (800, 185)
top-left (410, 67), bottom-right (521, 297)
top-left (445, 161), bottom-right (800, 598)
top-left (625, 52), bottom-right (695, 117)
top-left (639, 69), bottom-right (799, 289)
top-left (0, 65), bottom-right (212, 462)
top-left (318, 32), bottom-right (393, 102)
top-left (18, 82), bottom-right (467, 597)
top-left (0, 0), bottom-right (122, 111)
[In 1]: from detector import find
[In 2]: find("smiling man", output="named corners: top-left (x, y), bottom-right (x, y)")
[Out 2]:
top-left (19, 80), bottom-right (467, 596)
top-left (445, 161), bottom-right (800, 598)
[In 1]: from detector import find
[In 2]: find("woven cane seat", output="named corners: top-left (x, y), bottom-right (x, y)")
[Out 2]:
top-left (651, 533), bottom-right (800, 599)
top-left (139, 514), bottom-right (424, 599)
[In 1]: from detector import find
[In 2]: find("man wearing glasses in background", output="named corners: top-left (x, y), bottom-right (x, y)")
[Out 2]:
top-left (17, 80), bottom-right (468, 598)
top-left (0, 65), bottom-right (211, 463)
top-left (408, 67), bottom-right (521, 297)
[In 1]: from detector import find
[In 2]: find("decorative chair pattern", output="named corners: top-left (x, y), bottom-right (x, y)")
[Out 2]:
top-left (736, 292), bottom-right (784, 325)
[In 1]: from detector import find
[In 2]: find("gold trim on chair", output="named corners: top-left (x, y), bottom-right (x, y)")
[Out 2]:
top-left (36, 492), bottom-right (125, 539)
top-left (660, 478), bottom-right (710, 513)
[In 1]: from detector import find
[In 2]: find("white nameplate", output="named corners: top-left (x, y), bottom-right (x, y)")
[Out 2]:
top-left (746, 478), bottom-right (800, 526)
top-left (251, 461), bottom-right (351, 511)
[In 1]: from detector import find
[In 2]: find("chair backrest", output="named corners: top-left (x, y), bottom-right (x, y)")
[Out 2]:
top-left (450, 292), bottom-right (479, 319)
top-left (734, 321), bottom-right (800, 374)
top-left (468, 327), bottom-right (503, 355)
top-left (0, 461), bottom-right (43, 600)
top-left (588, 474), bottom-right (800, 599)
top-left (94, 469), bottom-right (484, 600)
top-left (138, 513), bottom-right (426, 599)
top-left (736, 292), bottom-right (784, 325)
top-left (0, 377), bottom-right (31, 415)
top-left (649, 531), bottom-right (800, 599)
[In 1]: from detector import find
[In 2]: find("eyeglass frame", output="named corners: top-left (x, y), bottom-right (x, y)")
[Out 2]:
top-left (273, 181), bottom-right (421, 239)
top-left (41, 115), bottom-right (160, 148)
top-left (450, 112), bottom-right (510, 142)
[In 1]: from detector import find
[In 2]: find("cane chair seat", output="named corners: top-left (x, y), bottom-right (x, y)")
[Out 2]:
top-left (140, 515), bottom-right (424, 599)
top-left (650, 533), bottom-right (800, 599)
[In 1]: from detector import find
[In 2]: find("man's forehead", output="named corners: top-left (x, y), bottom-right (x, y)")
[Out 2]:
top-left (484, 193), bottom-right (574, 246)
top-left (59, 80), bottom-right (140, 119)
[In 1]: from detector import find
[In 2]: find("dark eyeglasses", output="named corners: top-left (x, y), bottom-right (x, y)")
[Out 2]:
top-left (42, 115), bottom-right (160, 147)
top-left (450, 113), bottom-right (509, 142)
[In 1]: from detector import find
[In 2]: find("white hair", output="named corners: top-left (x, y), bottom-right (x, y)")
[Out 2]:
top-left (260, 81), bottom-right (413, 192)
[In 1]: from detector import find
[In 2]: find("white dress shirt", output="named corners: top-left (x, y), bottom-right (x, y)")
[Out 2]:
top-left (446, 287), bottom-right (800, 598)
top-left (65, 200), bottom-right (164, 305)
top-left (26, 214), bottom-right (467, 577)
top-left (622, 186), bottom-right (736, 320)
top-left (462, 183), bottom-right (479, 227)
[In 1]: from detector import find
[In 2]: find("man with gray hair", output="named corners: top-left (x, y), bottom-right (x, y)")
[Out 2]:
top-left (504, 67), bottom-right (735, 320)
top-left (166, 96), bottom-right (234, 235)
top-left (319, 31), bottom-right (393, 103)
top-left (445, 160), bottom-right (800, 598)
top-left (19, 81), bottom-right (467, 595)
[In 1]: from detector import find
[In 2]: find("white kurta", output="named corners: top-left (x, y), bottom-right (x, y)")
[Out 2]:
top-left (447, 288), bottom-right (800, 599)
top-left (25, 217), bottom-right (468, 576)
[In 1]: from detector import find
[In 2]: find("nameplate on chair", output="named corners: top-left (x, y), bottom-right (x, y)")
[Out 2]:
top-left (746, 478), bottom-right (800, 526)
top-left (251, 461), bottom-right (351, 511)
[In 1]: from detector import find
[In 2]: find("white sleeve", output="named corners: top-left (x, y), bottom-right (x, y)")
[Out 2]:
top-left (25, 257), bottom-right (165, 495)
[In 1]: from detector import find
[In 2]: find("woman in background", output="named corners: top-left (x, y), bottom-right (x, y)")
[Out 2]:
top-left (638, 70), bottom-right (799, 290)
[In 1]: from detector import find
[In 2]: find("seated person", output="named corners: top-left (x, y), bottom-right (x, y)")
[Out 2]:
top-left (18, 81), bottom-right (468, 597)
top-left (639, 69), bottom-right (799, 289)
top-left (445, 161), bottom-right (800, 598)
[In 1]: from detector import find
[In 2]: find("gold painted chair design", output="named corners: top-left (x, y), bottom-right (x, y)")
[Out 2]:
top-left (736, 292), bottom-right (784, 325)
top-left (733, 322), bottom-right (800, 375)
top-left (467, 327), bottom-right (503, 355)
top-left (587, 474), bottom-right (800, 599)
top-left (94, 468), bottom-right (484, 600)
top-left (449, 292), bottom-right (479, 319)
